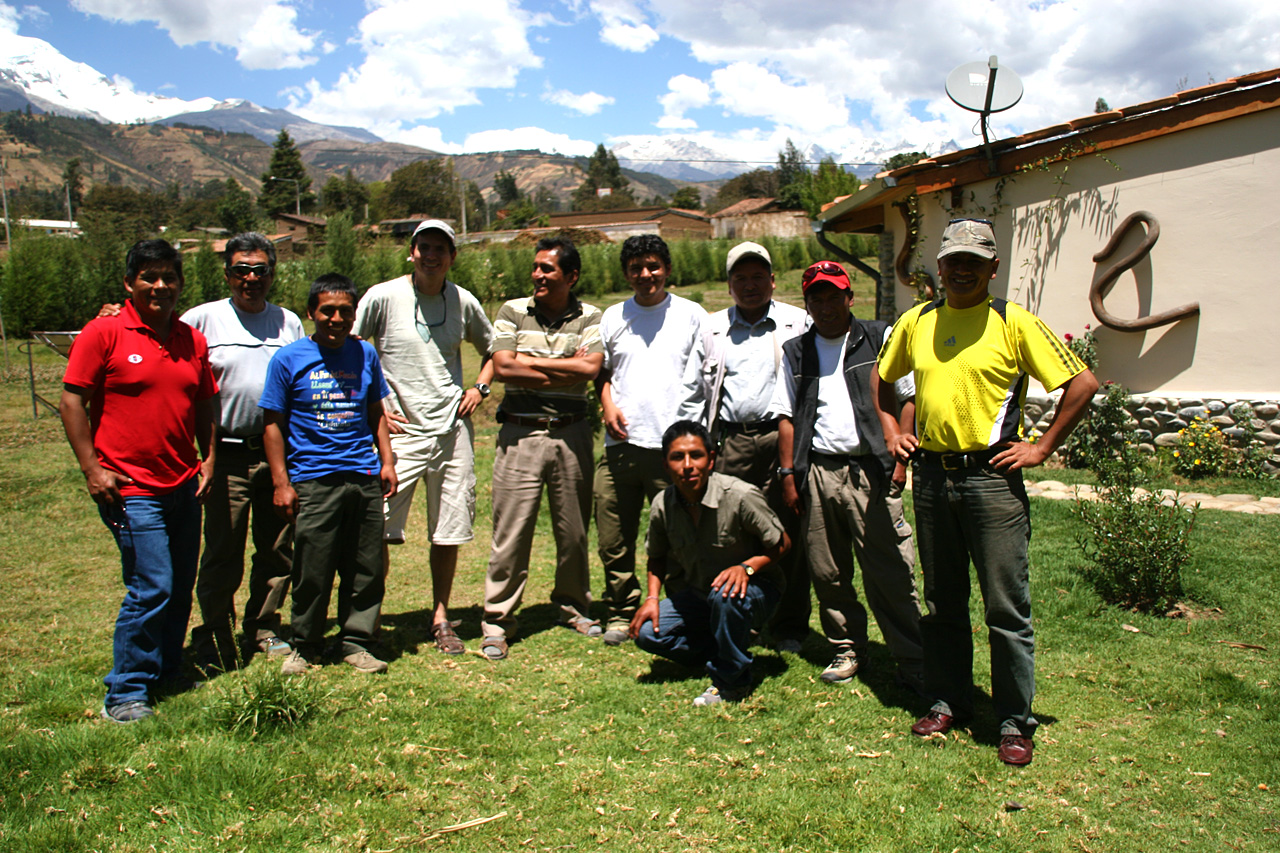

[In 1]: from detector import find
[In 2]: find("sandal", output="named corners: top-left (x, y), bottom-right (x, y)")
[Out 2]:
top-left (431, 620), bottom-right (466, 655)
top-left (480, 636), bottom-right (508, 661)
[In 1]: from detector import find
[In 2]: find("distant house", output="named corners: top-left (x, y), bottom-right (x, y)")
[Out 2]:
top-left (273, 213), bottom-right (327, 249)
top-left (542, 206), bottom-right (712, 241)
top-left (710, 198), bottom-right (809, 240)
top-left (816, 67), bottom-right (1280, 401)
top-left (18, 219), bottom-right (80, 237)
top-left (176, 233), bottom-right (294, 260)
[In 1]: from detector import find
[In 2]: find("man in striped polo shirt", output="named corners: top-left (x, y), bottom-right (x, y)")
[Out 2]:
top-left (480, 237), bottom-right (605, 660)
top-left (875, 218), bottom-right (1098, 766)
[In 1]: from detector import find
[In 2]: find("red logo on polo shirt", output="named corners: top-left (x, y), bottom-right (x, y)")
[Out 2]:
top-left (128, 354), bottom-right (143, 364)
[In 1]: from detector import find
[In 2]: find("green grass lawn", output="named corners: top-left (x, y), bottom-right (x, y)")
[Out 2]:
top-left (1, 276), bottom-right (1276, 852)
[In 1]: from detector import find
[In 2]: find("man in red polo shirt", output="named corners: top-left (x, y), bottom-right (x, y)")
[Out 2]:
top-left (61, 239), bottom-right (218, 724)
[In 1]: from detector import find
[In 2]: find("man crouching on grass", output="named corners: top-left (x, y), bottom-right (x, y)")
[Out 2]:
top-left (630, 420), bottom-right (790, 705)
top-left (260, 274), bottom-right (397, 675)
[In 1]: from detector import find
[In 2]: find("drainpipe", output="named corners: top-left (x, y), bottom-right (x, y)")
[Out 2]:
top-left (812, 219), bottom-right (893, 321)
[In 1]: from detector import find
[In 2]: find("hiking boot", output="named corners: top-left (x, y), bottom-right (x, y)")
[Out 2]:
top-left (281, 649), bottom-right (319, 675)
top-left (820, 648), bottom-right (863, 683)
top-left (343, 649), bottom-right (388, 673)
top-left (101, 700), bottom-right (154, 723)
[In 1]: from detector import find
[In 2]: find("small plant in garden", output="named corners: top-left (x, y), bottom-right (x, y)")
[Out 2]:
top-left (1073, 381), bottom-right (1196, 613)
top-left (204, 661), bottom-right (330, 738)
top-left (1172, 416), bottom-right (1230, 479)
top-left (1228, 402), bottom-right (1274, 480)
top-left (1063, 325), bottom-right (1098, 372)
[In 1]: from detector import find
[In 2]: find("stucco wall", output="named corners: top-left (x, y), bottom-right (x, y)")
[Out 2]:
top-left (889, 107), bottom-right (1280, 398)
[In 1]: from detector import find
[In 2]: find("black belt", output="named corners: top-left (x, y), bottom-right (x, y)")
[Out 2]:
top-left (218, 434), bottom-right (265, 451)
top-left (497, 411), bottom-right (588, 430)
top-left (720, 418), bottom-right (781, 436)
top-left (915, 447), bottom-right (1005, 471)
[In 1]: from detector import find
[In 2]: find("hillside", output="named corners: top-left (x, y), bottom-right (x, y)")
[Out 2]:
top-left (0, 111), bottom-right (713, 216)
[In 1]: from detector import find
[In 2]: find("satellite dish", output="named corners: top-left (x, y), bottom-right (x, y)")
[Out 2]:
top-left (945, 56), bottom-right (1023, 172)
top-left (946, 56), bottom-right (1023, 113)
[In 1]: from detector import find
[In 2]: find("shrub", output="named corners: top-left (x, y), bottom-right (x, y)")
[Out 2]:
top-left (1172, 416), bottom-right (1230, 479)
top-left (1227, 403), bottom-right (1274, 480)
top-left (1060, 380), bottom-right (1131, 476)
top-left (1073, 380), bottom-right (1196, 613)
top-left (1063, 325), bottom-right (1098, 372)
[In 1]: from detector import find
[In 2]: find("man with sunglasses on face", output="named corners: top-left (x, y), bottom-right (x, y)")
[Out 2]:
top-left (774, 261), bottom-right (925, 692)
top-left (355, 219), bottom-right (495, 656)
top-left (98, 232), bottom-right (304, 670)
top-left (184, 233), bottom-right (305, 669)
top-left (875, 219), bottom-right (1097, 766)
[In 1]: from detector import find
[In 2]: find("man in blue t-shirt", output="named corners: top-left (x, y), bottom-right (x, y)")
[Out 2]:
top-left (261, 273), bottom-right (397, 674)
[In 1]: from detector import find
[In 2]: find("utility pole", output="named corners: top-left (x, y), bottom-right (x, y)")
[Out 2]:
top-left (0, 158), bottom-right (9, 369)
top-left (269, 175), bottom-right (301, 216)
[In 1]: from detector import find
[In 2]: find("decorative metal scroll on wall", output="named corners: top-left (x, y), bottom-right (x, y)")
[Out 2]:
top-left (1090, 211), bottom-right (1200, 332)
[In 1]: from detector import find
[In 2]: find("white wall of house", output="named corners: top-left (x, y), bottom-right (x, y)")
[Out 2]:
top-left (889, 106), bottom-right (1280, 398)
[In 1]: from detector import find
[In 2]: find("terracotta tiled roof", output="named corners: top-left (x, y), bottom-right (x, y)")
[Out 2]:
top-left (711, 197), bottom-right (780, 217)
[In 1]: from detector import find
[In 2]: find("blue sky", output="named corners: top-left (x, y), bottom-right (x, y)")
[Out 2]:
top-left (7, 1), bottom-right (1280, 165)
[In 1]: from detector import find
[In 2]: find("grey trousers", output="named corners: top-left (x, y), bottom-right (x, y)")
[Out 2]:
top-left (802, 454), bottom-right (923, 675)
top-left (912, 462), bottom-right (1037, 737)
top-left (190, 444), bottom-right (292, 661)
top-left (594, 443), bottom-right (669, 631)
top-left (483, 420), bottom-right (594, 639)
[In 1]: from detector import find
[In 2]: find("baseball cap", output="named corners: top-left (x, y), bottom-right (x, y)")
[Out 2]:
top-left (726, 241), bottom-right (771, 277)
top-left (410, 219), bottom-right (457, 251)
top-left (801, 260), bottom-right (852, 293)
top-left (937, 218), bottom-right (997, 261)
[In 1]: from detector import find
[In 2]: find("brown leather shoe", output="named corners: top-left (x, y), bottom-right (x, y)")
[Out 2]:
top-left (997, 734), bottom-right (1034, 766)
top-left (911, 710), bottom-right (956, 737)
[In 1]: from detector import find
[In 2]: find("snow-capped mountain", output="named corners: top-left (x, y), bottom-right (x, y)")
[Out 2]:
top-left (0, 27), bottom-right (216, 123)
top-left (612, 138), bottom-right (752, 181)
top-left (157, 99), bottom-right (382, 145)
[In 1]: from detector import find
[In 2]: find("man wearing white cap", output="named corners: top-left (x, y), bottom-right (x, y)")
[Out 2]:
top-left (355, 219), bottom-right (495, 655)
top-left (682, 241), bottom-right (811, 652)
top-left (875, 218), bottom-right (1098, 766)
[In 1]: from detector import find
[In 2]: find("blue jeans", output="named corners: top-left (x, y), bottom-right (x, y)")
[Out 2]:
top-left (635, 581), bottom-right (779, 691)
top-left (98, 480), bottom-right (201, 706)
top-left (912, 463), bottom-right (1036, 737)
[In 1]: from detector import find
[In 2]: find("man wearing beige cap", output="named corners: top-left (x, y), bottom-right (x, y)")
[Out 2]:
top-left (681, 241), bottom-right (811, 652)
top-left (355, 219), bottom-right (495, 655)
top-left (875, 218), bottom-right (1098, 766)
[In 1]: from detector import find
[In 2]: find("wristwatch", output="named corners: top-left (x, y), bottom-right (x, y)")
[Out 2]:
top-left (473, 382), bottom-right (491, 398)
top-left (740, 562), bottom-right (756, 577)
top-left (776, 467), bottom-right (795, 477)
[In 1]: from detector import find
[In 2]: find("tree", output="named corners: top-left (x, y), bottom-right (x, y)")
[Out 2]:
top-left (1095, 97), bottom-right (1111, 113)
top-left (217, 179), bottom-right (256, 235)
top-left (881, 151), bottom-right (927, 172)
top-left (493, 169), bottom-right (521, 205)
top-left (62, 158), bottom-right (84, 218)
top-left (321, 169), bottom-right (370, 223)
top-left (571, 144), bottom-right (636, 211)
top-left (776, 139), bottom-right (808, 192)
top-left (258, 130), bottom-right (315, 217)
top-left (670, 186), bottom-right (702, 210)
top-left (711, 168), bottom-right (778, 212)
top-left (79, 184), bottom-right (168, 245)
top-left (325, 211), bottom-right (360, 282)
top-left (382, 158), bottom-right (458, 220)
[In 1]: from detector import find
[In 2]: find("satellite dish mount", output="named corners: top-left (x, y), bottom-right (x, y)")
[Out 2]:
top-left (945, 56), bottom-right (1024, 174)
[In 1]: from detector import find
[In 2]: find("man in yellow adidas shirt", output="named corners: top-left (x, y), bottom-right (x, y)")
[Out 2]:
top-left (874, 219), bottom-right (1098, 766)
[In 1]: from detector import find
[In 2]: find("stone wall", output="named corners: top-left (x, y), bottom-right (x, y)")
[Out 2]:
top-left (1025, 394), bottom-right (1280, 469)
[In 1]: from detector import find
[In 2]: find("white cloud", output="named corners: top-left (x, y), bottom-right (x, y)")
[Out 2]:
top-left (589, 0), bottom-right (657, 52)
top-left (656, 74), bottom-right (711, 129)
top-left (381, 124), bottom-right (462, 155)
top-left (460, 127), bottom-right (597, 156)
top-left (544, 87), bottom-right (615, 115)
top-left (642, 0), bottom-right (1280, 150)
top-left (289, 0), bottom-right (544, 136)
top-left (69, 0), bottom-right (319, 69)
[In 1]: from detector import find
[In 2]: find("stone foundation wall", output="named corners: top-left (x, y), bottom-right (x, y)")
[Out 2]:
top-left (1025, 394), bottom-right (1280, 468)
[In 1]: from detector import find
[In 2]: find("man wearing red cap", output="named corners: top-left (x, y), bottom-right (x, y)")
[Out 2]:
top-left (774, 261), bottom-right (925, 691)
top-left (875, 218), bottom-right (1098, 766)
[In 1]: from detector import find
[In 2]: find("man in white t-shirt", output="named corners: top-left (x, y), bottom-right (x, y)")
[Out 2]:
top-left (354, 219), bottom-right (495, 655)
top-left (179, 233), bottom-right (306, 669)
top-left (774, 261), bottom-right (924, 691)
top-left (596, 234), bottom-right (706, 645)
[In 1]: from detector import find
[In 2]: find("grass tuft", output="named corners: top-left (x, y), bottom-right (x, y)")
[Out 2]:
top-left (202, 661), bottom-right (330, 737)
